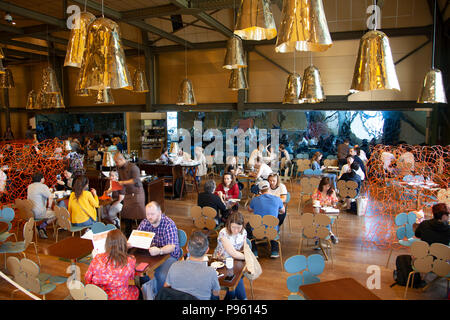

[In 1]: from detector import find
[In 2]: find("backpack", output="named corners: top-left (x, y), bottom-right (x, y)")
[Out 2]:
top-left (390, 255), bottom-right (422, 288)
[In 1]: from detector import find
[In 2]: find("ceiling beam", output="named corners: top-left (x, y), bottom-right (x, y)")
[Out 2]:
top-left (2, 48), bottom-right (48, 60)
top-left (122, 4), bottom-right (197, 20)
top-left (0, 39), bottom-right (66, 56)
top-left (0, 2), bottom-right (66, 28)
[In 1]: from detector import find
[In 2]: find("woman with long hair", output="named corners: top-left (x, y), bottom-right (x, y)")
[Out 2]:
top-left (267, 173), bottom-right (288, 226)
top-left (215, 172), bottom-right (240, 202)
top-left (85, 229), bottom-right (139, 300)
top-left (68, 175), bottom-right (99, 227)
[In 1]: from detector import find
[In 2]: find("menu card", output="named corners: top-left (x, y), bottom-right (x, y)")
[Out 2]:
top-left (110, 180), bottom-right (123, 191)
top-left (322, 207), bottom-right (340, 214)
top-left (92, 230), bottom-right (113, 254)
top-left (127, 230), bottom-right (155, 249)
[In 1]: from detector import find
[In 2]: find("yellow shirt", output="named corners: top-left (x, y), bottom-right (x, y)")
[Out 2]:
top-left (68, 191), bottom-right (99, 224)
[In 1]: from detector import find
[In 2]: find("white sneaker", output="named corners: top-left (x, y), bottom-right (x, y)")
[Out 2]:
top-left (38, 228), bottom-right (48, 239)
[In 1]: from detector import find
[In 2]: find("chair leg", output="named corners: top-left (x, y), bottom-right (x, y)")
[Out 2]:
top-left (250, 279), bottom-right (254, 300)
top-left (298, 237), bottom-right (303, 254)
top-left (404, 271), bottom-right (415, 299)
top-left (386, 248), bottom-right (393, 268)
top-left (278, 241), bottom-right (283, 271)
top-left (33, 242), bottom-right (41, 266)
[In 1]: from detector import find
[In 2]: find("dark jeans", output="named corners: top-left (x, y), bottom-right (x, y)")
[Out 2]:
top-left (251, 239), bottom-right (279, 253)
top-left (122, 218), bottom-right (135, 238)
top-left (277, 212), bottom-right (286, 226)
top-left (338, 159), bottom-right (347, 169)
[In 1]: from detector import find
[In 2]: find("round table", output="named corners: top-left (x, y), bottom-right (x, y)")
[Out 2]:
top-left (0, 221), bottom-right (8, 234)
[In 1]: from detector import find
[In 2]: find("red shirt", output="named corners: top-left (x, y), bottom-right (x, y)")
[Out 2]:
top-left (214, 183), bottom-right (240, 200)
top-left (85, 253), bottom-right (139, 300)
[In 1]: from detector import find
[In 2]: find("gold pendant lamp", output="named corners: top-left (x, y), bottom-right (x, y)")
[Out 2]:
top-left (0, 47), bottom-right (4, 59)
top-left (177, 79), bottom-right (197, 105)
top-left (349, 31), bottom-right (400, 92)
top-left (132, 69), bottom-right (149, 93)
top-left (0, 68), bottom-right (14, 88)
top-left (37, 90), bottom-right (51, 109)
top-left (417, 0), bottom-right (447, 104)
top-left (229, 68), bottom-right (248, 90)
top-left (26, 90), bottom-right (38, 110)
top-left (64, 12), bottom-right (96, 68)
top-left (223, 35), bottom-right (247, 69)
top-left (77, 17), bottom-right (132, 91)
top-left (275, 0), bottom-right (332, 53)
top-left (234, 0), bottom-right (277, 41)
top-left (42, 66), bottom-right (61, 94)
top-left (96, 88), bottom-right (114, 104)
top-left (0, 59), bottom-right (5, 74)
top-left (48, 92), bottom-right (65, 109)
top-left (283, 73), bottom-right (302, 104)
top-left (76, 88), bottom-right (93, 96)
top-left (300, 65), bottom-right (325, 103)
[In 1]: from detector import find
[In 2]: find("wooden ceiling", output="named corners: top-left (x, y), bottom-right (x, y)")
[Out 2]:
top-left (0, 0), bottom-right (445, 64)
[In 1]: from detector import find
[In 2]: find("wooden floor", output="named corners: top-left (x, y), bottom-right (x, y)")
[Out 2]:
top-left (0, 180), bottom-right (447, 300)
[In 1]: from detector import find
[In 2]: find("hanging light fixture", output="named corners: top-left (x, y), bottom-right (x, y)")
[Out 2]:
top-left (283, 73), bottom-right (302, 104)
top-left (0, 59), bottom-right (5, 74)
top-left (0, 68), bottom-right (14, 88)
top-left (41, 66), bottom-right (61, 94)
top-left (417, 0), bottom-right (447, 104)
top-left (77, 17), bottom-right (132, 91)
top-left (223, 35), bottom-right (247, 69)
top-left (229, 68), bottom-right (248, 90)
top-left (132, 69), bottom-right (149, 93)
top-left (96, 88), bottom-right (114, 104)
top-left (48, 91), bottom-right (65, 109)
top-left (300, 65), bottom-right (325, 103)
top-left (0, 47), bottom-right (4, 59)
top-left (26, 90), bottom-right (38, 110)
top-left (36, 90), bottom-right (49, 109)
top-left (275, 0), bottom-right (332, 53)
top-left (234, 0), bottom-right (277, 41)
top-left (64, 11), bottom-right (96, 68)
top-left (76, 88), bottom-right (93, 96)
top-left (177, 79), bottom-right (197, 105)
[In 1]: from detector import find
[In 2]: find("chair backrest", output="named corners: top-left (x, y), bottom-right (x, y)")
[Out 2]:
top-left (56, 207), bottom-right (72, 231)
top-left (69, 280), bottom-right (108, 300)
top-left (324, 159), bottom-right (338, 167)
top-left (296, 153), bottom-right (309, 159)
top-left (300, 176), bottom-right (320, 195)
top-left (394, 212), bottom-right (416, 240)
top-left (284, 254), bottom-right (324, 294)
top-left (0, 206), bottom-right (15, 222)
top-left (178, 229), bottom-right (187, 248)
top-left (326, 155), bottom-right (337, 160)
top-left (248, 214), bottom-right (279, 241)
top-left (296, 159), bottom-right (310, 172)
top-left (437, 188), bottom-right (450, 206)
top-left (337, 180), bottom-right (358, 198)
top-left (302, 213), bottom-right (330, 240)
top-left (7, 256), bottom-right (42, 294)
top-left (429, 243), bottom-right (450, 277)
top-left (23, 218), bottom-right (35, 249)
top-left (15, 199), bottom-right (34, 220)
top-left (191, 206), bottom-right (216, 230)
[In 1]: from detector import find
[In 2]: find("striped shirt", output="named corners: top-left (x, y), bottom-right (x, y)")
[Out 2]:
top-left (137, 214), bottom-right (181, 260)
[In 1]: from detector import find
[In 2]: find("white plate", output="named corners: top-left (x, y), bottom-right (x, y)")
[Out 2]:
top-left (211, 261), bottom-right (224, 269)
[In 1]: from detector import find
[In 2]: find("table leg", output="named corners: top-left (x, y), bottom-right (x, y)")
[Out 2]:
top-left (192, 166), bottom-right (199, 194)
top-left (179, 168), bottom-right (186, 200)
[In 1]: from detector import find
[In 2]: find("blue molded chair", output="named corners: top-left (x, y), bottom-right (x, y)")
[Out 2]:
top-left (178, 229), bottom-right (187, 259)
top-left (284, 254), bottom-right (325, 300)
top-left (91, 222), bottom-right (116, 234)
top-left (0, 207), bottom-right (18, 242)
top-left (386, 212), bottom-right (419, 267)
top-left (303, 169), bottom-right (315, 175)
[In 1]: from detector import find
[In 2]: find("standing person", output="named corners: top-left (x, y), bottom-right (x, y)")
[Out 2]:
top-left (337, 139), bottom-right (350, 169)
top-left (194, 146), bottom-right (207, 183)
top-left (27, 172), bottom-right (56, 239)
top-left (85, 229), bottom-right (139, 300)
top-left (101, 171), bottom-right (124, 228)
top-left (164, 231), bottom-right (220, 300)
top-left (67, 142), bottom-right (85, 177)
top-left (213, 212), bottom-right (248, 300)
top-left (114, 152), bottom-right (146, 238)
top-left (137, 201), bottom-right (181, 294)
top-left (68, 176), bottom-right (98, 227)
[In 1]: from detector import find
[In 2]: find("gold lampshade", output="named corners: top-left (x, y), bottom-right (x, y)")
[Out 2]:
top-left (169, 142), bottom-right (179, 155)
top-left (64, 12), bottom-right (96, 68)
top-left (0, 59), bottom-right (5, 74)
top-left (26, 90), bottom-right (37, 110)
top-left (417, 68), bottom-right (447, 104)
top-left (132, 69), bottom-right (149, 93)
top-left (77, 17), bottom-right (132, 91)
top-left (300, 65), bottom-right (325, 103)
top-left (223, 36), bottom-right (247, 69)
top-left (36, 90), bottom-right (49, 109)
top-left (48, 92), bottom-right (65, 109)
top-left (76, 88), bottom-right (93, 96)
top-left (234, 0), bottom-right (277, 41)
top-left (0, 68), bottom-right (14, 88)
top-left (276, 0), bottom-right (332, 53)
top-left (96, 89), bottom-right (114, 104)
top-left (176, 79), bottom-right (197, 105)
top-left (229, 68), bottom-right (248, 90)
top-left (350, 30), bottom-right (400, 93)
top-left (283, 73), bottom-right (303, 104)
top-left (0, 47), bottom-right (4, 59)
top-left (42, 66), bottom-right (60, 94)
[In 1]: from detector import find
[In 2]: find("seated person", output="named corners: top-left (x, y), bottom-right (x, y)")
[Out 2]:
top-left (349, 147), bottom-right (367, 178)
top-left (27, 172), bottom-right (56, 239)
top-left (85, 229), bottom-right (139, 300)
top-left (68, 175), bottom-right (99, 227)
top-left (177, 149), bottom-right (191, 162)
top-left (278, 144), bottom-right (292, 171)
top-left (225, 155), bottom-right (244, 177)
top-left (267, 173), bottom-right (288, 226)
top-left (137, 201), bottom-right (182, 293)
top-left (248, 180), bottom-right (285, 258)
top-left (248, 145), bottom-right (264, 168)
top-left (415, 203), bottom-right (450, 245)
top-left (310, 151), bottom-right (337, 189)
top-left (55, 167), bottom-right (74, 191)
top-left (338, 162), bottom-right (362, 211)
top-left (164, 231), bottom-right (220, 300)
top-left (101, 171), bottom-right (124, 228)
top-left (249, 156), bottom-right (273, 194)
top-left (213, 212), bottom-right (247, 300)
top-left (311, 177), bottom-right (339, 244)
top-left (215, 172), bottom-right (240, 202)
top-left (159, 148), bottom-right (171, 163)
top-left (197, 180), bottom-right (228, 224)
top-left (338, 155), bottom-right (365, 181)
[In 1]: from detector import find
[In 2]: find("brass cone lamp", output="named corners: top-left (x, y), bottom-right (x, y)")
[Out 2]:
top-left (176, 79), bottom-right (197, 105)
top-left (0, 59), bottom-right (5, 74)
top-left (42, 66), bottom-right (60, 94)
top-left (0, 47), bottom-right (4, 59)
top-left (48, 92), bottom-right (65, 109)
top-left (77, 17), bottom-right (132, 91)
top-left (234, 0), bottom-right (277, 41)
top-left (76, 88), bottom-right (93, 96)
top-left (349, 30), bottom-right (400, 93)
top-left (96, 89), bottom-right (114, 104)
top-left (36, 90), bottom-right (50, 109)
top-left (300, 65), bottom-right (325, 103)
top-left (283, 73), bottom-right (302, 104)
top-left (223, 36), bottom-right (247, 69)
top-left (132, 69), bottom-right (149, 93)
top-left (275, 0), bottom-right (332, 53)
top-left (64, 11), bottom-right (96, 68)
top-left (26, 90), bottom-right (38, 110)
top-left (229, 68), bottom-right (248, 90)
top-left (0, 68), bottom-right (14, 88)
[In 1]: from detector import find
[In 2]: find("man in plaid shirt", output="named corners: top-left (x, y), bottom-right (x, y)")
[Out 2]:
top-left (137, 201), bottom-right (181, 293)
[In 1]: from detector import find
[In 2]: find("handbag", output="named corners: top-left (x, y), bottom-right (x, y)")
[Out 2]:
top-left (243, 241), bottom-right (262, 281)
top-left (142, 277), bottom-right (158, 300)
top-left (356, 196), bottom-right (369, 216)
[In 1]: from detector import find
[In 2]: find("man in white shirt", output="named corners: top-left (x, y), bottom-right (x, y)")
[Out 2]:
top-left (248, 145), bottom-right (265, 168)
top-left (254, 157), bottom-right (273, 181)
top-left (338, 156), bottom-right (365, 181)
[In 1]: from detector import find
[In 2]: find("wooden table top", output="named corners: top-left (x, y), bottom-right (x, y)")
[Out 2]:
top-left (43, 236), bottom-right (94, 261)
top-left (128, 247), bottom-right (170, 275)
top-left (0, 221), bottom-right (8, 234)
top-left (300, 277), bottom-right (382, 300)
top-left (210, 258), bottom-right (246, 291)
top-left (302, 203), bottom-right (341, 216)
